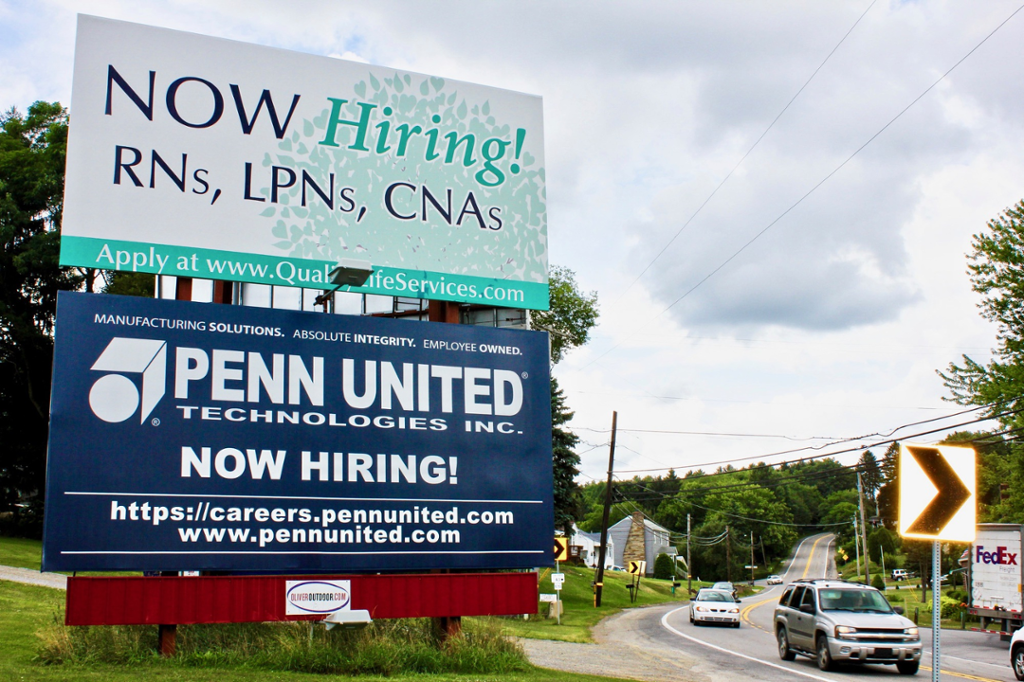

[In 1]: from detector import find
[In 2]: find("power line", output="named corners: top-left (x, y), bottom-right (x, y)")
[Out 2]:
top-left (577, 3), bottom-right (1024, 373)
top-left (583, 402), bottom-right (993, 474)
top-left (620, 0), bottom-right (878, 297)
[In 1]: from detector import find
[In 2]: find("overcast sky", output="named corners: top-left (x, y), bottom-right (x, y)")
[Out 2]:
top-left (4, 0), bottom-right (1022, 483)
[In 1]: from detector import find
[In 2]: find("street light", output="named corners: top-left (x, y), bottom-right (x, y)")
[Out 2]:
top-left (314, 258), bottom-right (374, 306)
top-left (323, 609), bottom-right (372, 631)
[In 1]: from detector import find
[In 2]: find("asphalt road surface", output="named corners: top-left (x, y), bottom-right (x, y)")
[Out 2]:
top-left (657, 533), bottom-right (1014, 682)
top-left (524, 534), bottom-right (1014, 682)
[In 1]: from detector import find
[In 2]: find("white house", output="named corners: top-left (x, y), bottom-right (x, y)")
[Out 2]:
top-left (570, 525), bottom-right (616, 569)
top-left (607, 512), bottom-right (674, 575)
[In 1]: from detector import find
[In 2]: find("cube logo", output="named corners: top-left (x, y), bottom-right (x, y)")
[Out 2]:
top-left (88, 338), bottom-right (167, 423)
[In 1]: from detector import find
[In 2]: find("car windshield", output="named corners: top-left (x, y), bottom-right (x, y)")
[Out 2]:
top-left (818, 588), bottom-right (893, 613)
top-left (697, 590), bottom-right (732, 602)
top-left (713, 583), bottom-right (733, 590)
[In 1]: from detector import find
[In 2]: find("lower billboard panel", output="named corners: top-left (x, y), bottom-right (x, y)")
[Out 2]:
top-left (43, 292), bottom-right (553, 572)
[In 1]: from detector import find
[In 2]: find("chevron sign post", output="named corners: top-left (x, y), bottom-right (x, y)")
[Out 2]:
top-left (897, 442), bottom-right (976, 682)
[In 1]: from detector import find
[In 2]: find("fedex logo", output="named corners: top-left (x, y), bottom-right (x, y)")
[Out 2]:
top-left (976, 545), bottom-right (1019, 565)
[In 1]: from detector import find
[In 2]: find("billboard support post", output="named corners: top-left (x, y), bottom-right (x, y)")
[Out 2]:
top-left (429, 298), bottom-right (461, 641)
top-left (158, 624), bottom-right (176, 657)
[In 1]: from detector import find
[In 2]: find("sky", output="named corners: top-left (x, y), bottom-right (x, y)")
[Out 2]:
top-left (3, 0), bottom-right (1022, 485)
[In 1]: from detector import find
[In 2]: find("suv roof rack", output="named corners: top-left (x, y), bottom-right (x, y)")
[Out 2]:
top-left (790, 578), bottom-right (868, 586)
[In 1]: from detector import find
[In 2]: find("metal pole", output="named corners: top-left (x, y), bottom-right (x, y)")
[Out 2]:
top-left (853, 514), bottom-right (861, 582)
top-left (932, 540), bottom-right (941, 682)
top-left (687, 513), bottom-right (692, 595)
top-left (594, 411), bottom-right (617, 607)
top-left (751, 532), bottom-right (755, 583)
top-left (881, 546), bottom-right (886, 586)
top-left (555, 559), bottom-right (561, 625)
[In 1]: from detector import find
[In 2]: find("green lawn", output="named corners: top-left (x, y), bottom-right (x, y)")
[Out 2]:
top-left (0, 534), bottom-right (44, 570)
top-left (0, 578), bottom-right (641, 682)
top-left (474, 563), bottom-right (717, 643)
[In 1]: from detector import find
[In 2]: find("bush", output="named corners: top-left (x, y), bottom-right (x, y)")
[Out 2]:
top-left (653, 553), bottom-right (674, 580)
top-left (37, 614), bottom-right (528, 674)
top-left (871, 574), bottom-right (886, 591)
top-left (0, 501), bottom-right (44, 539)
top-left (920, 595), bottom-right (961, 620)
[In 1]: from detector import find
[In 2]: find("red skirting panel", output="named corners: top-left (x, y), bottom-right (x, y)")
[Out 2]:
top-left (65, 572), bottom-right (538, 626)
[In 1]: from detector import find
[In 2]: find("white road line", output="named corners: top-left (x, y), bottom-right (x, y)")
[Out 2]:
top-left (933, 654), bottom-right (1008, 670)
top-left (661, 606), bottom-right (833, 682)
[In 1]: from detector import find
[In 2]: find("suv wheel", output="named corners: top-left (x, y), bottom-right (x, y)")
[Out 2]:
top-left (897, 660), bottom-right (919, 675)
top-left (1013, 645), bottom-right (1024, 681)
top-left (777, 628), bottom-right (795, 661)
top-left (816, 634), bottom-right (834, 671)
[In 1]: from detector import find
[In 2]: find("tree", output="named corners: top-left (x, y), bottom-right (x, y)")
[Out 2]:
top-left (551, 377), bottom-right (583, 534)
top-left (653, 552), bottom-right (674, 580)
top-left (0, 102), bottom-right (79, 535)
top-left (941, 200), bottom-right (1024, 420)
top-left (858, 450), bottom-right (882, 499)
top-left (541, 265), bottom-right (600, 533)
top-left (939, 201), bottom-right (1024, 520)
top-left (531, 265), bottom-right (599, 364)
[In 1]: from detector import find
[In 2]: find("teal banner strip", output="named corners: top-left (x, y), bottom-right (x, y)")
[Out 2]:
top-left (60, 236), bottom-right (549, 310)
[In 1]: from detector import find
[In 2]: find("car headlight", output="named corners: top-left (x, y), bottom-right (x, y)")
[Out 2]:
top-left (728, 608), bottom-right (740, 613)
top-left (695, 606), bottom-right (708, 612)
top-left (904, 627), bottom-right (919, 638)
top-left (835, 625), bottom-right (857, 637)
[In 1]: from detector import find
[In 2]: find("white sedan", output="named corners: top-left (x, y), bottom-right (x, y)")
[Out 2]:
top-left (689, 589), bottom-right (741, 627)
top-left (766, 574), bottom-right (783, 585)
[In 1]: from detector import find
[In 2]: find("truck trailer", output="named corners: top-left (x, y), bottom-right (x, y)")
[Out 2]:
top-left (970, 523), bottom-right (1024, 638)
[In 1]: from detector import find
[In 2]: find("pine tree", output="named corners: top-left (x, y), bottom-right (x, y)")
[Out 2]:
top-left (551, 377), bottom-right (582, 534)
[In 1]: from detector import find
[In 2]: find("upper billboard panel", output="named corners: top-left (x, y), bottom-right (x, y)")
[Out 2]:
top-left (61, 16), bottom-right (548, 310)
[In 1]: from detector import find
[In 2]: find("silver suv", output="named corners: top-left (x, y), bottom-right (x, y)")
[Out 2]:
top-left (774, 579), bottom-right (921, 675)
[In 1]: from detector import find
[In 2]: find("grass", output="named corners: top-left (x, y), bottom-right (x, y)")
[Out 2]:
top-left (0, 579), bottom-right (640, 682)
top-left (0, 534), bottom-right (44, 570)
top-left (0, 535), bottom-right (139, 577)
top-left (472, 563), bottom-right (746, 643)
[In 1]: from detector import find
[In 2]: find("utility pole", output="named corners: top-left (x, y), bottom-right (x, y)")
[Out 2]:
top-left (852, 514), bottom-right (861, 582)
top-left (686, 513), bottom-right (692, 595)
top-left (750, 532), bottom-right (755, 583)
top-left (594, 411), bottom-right (617, 607)
top-left (857, 471), bottom-right (871, 586)
top-left (726, 526), bottom-right (732, 583)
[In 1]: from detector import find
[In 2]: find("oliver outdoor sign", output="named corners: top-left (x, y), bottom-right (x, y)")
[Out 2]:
top-left (61, 16), bottom-right (548, 309)
top-left (42, 292), bottom-right (553, 572)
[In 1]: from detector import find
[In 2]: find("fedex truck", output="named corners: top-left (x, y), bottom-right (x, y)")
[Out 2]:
top-left (970, 524), bottom-right (1024, 637)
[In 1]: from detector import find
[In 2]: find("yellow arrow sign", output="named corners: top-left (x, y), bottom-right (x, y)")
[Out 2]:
top-left (553, 537), bottom-right (569, 562)
top-left (628, 560), bottom-right (646, 575)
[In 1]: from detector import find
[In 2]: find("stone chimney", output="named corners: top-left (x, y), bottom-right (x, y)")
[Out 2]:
top-left (622, 511), bottom-right (647, 571)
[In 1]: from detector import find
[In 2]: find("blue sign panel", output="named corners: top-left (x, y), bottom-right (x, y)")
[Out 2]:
top-left (43, 292), bottom-right (553, 572)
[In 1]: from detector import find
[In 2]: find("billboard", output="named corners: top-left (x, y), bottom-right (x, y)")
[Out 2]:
top-left (61, 16), bottom-right (548, 310)
top-left (42, 292), bottom-right (553, 572)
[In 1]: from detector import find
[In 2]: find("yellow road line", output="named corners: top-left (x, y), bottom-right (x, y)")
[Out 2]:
top-left (801, 534), bottom-right (827, 579)
top-left (742, 534), bottom-right (828, 631)
top-left (921, 665), bottom-right (1001, 682)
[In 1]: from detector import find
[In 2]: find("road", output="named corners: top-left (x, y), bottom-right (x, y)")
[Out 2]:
top-left (524, 534), bottom-right (1015, 682)
top-left (658, 533), bottom-right (1013, 681)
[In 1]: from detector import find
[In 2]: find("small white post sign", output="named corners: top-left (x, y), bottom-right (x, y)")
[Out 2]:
top-left (285, 579), bottom-right (351, 616)
top-left (551, 572), bottom-right (565, 591)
